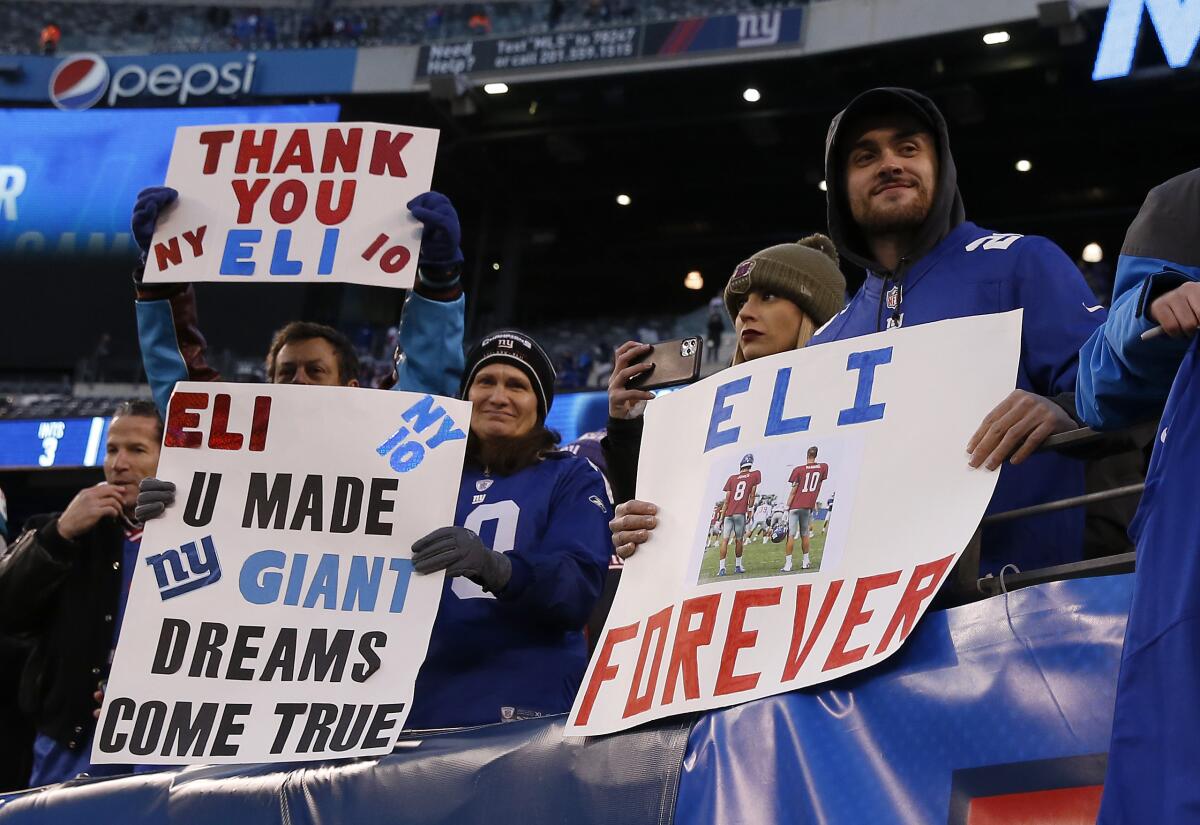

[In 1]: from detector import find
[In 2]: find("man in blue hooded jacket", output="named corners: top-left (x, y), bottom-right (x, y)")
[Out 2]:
top-left (809, 88), bottom-right (1104, 574)
top-left (1073, 168), bottom-right (1200, 823)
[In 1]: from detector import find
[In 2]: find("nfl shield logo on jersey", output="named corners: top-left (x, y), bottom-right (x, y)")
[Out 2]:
top-left (680, 338), bottom-right (698, 358)
top-left (476, 479), bottom-right (494, 492)
top-left (886, 285), bottom-right (901, 310)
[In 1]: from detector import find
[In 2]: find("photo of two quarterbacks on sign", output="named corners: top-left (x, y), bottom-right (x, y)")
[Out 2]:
top-left (696, 434), bottom-right (860, 584)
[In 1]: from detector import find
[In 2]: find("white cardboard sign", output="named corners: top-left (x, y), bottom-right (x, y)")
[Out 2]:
top-left (94, 382), bottom-right (468, 764)
top-left (142, 122), bottom-right (439, 288)
top-left (567, 312), bottom-right (1021, 735)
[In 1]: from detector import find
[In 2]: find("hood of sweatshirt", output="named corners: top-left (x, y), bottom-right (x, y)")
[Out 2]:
top-left (824, 87), bottom-right (966, 276)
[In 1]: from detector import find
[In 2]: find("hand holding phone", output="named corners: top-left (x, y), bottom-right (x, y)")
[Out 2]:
top-left (625, 337), bottom-right (704, 392)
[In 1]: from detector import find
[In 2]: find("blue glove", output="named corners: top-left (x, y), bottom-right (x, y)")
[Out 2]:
top-left (131, 186), bottom-right (179, 258)
top-left (411, 526), bottom-right (511, 593)
top-left (407, 191), bottom-right (463, 287)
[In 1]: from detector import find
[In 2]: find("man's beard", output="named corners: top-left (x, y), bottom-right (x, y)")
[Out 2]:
top-left (852, 186), bottom-right (932, 235)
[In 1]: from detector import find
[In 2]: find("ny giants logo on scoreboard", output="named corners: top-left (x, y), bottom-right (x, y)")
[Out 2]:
top-left (49, 52), bottom-right (257, 110)
top-left (1094, 0), bottom-right (1200, 80)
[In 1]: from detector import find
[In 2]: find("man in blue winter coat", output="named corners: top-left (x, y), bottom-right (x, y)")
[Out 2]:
top-left (810, 87), bottom-right (1105, 573)
top-left (1073, 168), bottom-right (1200, 823)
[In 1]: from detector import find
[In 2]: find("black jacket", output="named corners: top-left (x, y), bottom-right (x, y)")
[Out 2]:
top-left (601, 415), bottom-right (643, 506)
top-left (0, 514), bottom-right (125, 750)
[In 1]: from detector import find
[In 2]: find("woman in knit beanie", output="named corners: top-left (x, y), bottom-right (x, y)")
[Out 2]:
top-left (603, 234), bottom-right (846, 536)
top-left (723, 234), bottom-right (846, 365)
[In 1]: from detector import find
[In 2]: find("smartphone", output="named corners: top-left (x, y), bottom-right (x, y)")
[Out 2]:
top-left (626, 337), bottom-right (704, 391)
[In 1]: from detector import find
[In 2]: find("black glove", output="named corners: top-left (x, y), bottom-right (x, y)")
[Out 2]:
top-left (134, 478), bottom-right (176, 522)
top-left (411, 526), bottom-right (512, 593)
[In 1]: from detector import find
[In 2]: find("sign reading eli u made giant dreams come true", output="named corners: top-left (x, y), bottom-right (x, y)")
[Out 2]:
top-left (142, 122), bottom-right (439, 288)
top-left (568, 312), bottom-right (1020, 735)
top-left (94, 382), bottom-right (469, 764)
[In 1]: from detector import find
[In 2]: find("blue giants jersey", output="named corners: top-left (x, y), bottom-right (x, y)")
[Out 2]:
top-left (407, 452), bottom-right (612, 729)
top-left (1099, 337), bottom-right (1200, 822)
top-left (810, 222), bottom-right (1105, 573)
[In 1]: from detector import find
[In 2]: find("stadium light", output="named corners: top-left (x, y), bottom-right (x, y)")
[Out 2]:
top-left (743, 87), bottom-right (762, 103)
top-left (616, 193), bottom-right (632, 206)
top-left (1015, 159), bottom-right (1033, 173)
top-left (483, 82), bottom-right (510, 95)
top-left (685, 271), bottom-right (704, 290)
top-left (1082, 243), bottom-right (1103, 263)
top-left (983, 31), bottom-right (1011, 45)
top-left (492, 262), bottom-right (501, 271)
top-left (818, 180), bottom-right (828, 192)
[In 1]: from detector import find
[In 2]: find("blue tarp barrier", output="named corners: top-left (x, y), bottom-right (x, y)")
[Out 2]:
top-left (677, 575), bottom-right (1131, 824)
top-left (0, 575), bottom-right (1130, 824)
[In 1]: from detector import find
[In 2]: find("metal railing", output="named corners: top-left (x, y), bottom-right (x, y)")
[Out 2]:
top-left (936, 425), bottom-right (1151, 608)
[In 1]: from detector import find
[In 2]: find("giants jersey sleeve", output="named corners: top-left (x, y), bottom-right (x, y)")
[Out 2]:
top-left (788, 463), bottom-right (829, 510)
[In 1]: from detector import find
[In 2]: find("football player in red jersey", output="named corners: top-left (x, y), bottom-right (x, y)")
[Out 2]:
top-left (782, 446), bottom-right (829, 571)
top-left (717, 453), bottom-right (762, 575)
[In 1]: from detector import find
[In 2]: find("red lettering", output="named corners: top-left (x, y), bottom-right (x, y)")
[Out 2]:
top-left (272, 130), bottom-right (315, 174)
top-left (235, 129), bottom-right (277, 174)
top-left (315, 180), bottom-right (356, 226)
top-left (662, 595), bottom-right (720, 704)
top-left (781, 581), bottom-right (843, 681)
top-left (874, 555), bottom-right (955, 655)
top-left (165, 392), bottom-right (209, 448)
top-left (320, 127), bottom-right (362, 173)
top-left (231, 179), bottom-right (270, 224)
top-left (208, 394), bottom-right (244, 450)
top-left (269, 180), bottom-right (308, 225)
top-left (153, 237), bottom-right (182, 272)
top-left (362, 232), bottom-right (388, 261)
top-left (198, 130), bottom-right (235, 174)
top-left (714, 587), bottom-right (781, 696)
top-left (622, 606), bottom-right (673, 719)
top-left (823, 571), bottom-right (901, 672)
top-left (181, 225), bottom-right (206, 258)
top-left (574, 623), bottom-right (639, 726)
top-left (368, 130), bottom-right (414, 177)
top-left (249, 396), bottom-right (272, 452)
top-left (380, 245), bottom-right (411, 274)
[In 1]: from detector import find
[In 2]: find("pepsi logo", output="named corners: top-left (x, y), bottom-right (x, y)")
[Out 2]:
top-left (49, 53), bottom-right (110, 111)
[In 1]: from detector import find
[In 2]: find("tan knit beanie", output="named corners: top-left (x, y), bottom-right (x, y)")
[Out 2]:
top-left (723, 234), bottom-right (845, 328)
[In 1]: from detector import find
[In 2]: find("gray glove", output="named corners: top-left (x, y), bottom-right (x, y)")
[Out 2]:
top-left (411, 526), bottom-right (512, 593)
top-left (135, 478), bottom-right (176, 523)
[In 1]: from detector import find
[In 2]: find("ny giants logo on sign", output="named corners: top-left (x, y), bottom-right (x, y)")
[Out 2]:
top-left (1094, 0), bottom-right (1200, 80)
top-left (145, 535), bottom-right (222, 600)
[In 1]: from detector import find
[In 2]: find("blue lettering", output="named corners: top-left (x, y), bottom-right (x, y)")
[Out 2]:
top-left (269, 229), bottom-right (302, 275)
top-left (303, 553), bottom-right (340, 609)
top-left (401, 395), bottom-right (447, 434)
top-left (426, 414), bottom-right (466, 449)
top-left (764, 367), bottom-right (811, 436)
top-left (283, 553), bottom-right (308, 606)
top-left (240, 549), bottom-right (285, 605)
top-left (838, 347), bottom-right (892, 426)
top-left (704, 376), bottom-right (751, 452)
top-left (377, 426), bottom-right (425, 472)
top-left (341, 556), bottom-right (384, 611)
top-left (220, 229), bottom-right (260, 276)
top-left (1093, 0), bottom-right (1200, 80)
top-left (388, 558), bottom-right (413, 613)
top-left (317, 227), bottom-right (339, 275)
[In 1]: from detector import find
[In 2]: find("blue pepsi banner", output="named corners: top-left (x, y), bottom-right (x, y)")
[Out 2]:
top-left (417, 7), bottom-right (804, 77)
top-left (0, 416), bottom-right (111, 468)
top-left (0, 50), bottom-right (358, 108)
top-left (0, 104), bottom-right (339, 256)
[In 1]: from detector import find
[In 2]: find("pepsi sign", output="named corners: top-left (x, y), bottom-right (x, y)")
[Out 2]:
top-left (48, 52), bottom-right (257, 109)
top-left (48, 52), bottom-right (109, 110)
